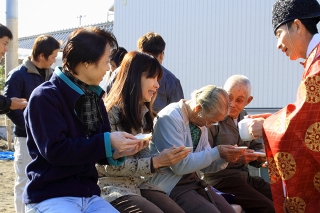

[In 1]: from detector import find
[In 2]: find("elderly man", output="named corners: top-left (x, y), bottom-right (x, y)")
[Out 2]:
top-left (249, 0), bottom-right (320, 212)
top-left (204, 75), bottom-right (274, 213)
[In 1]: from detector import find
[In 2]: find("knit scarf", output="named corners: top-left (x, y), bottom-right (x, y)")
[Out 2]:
top-left (63, 70), bottom-right (103, 136)
top-left (189, 122), bottom-right (201, 151)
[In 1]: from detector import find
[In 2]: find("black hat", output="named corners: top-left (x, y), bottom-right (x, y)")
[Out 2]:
top-left (272, 0), bottom-right (320, 34)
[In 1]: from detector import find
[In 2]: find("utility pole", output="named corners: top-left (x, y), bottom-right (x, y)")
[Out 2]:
top-left (5, 0), bottom-right (18, 150)
top-left (6, 0), bottom-right (18, 77)
top-left (77, 15), bottom-right (86, 26)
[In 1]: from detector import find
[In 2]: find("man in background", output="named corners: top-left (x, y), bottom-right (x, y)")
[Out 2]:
top-left (137, 32), bottom-right (184, 113)
top-left (0, 23), bottom-right (27, 113)
top-left (4, 34), bottom-right (60, 213)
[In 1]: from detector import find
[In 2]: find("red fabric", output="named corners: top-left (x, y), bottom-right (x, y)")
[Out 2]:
top-left (263, 43), bottom-right (320, 213)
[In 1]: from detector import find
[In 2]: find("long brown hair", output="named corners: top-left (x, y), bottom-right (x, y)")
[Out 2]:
top-left (105, 51), bottom-right (163, 133)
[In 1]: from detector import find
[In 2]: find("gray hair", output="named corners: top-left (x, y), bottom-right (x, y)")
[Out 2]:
top-left (223, 75), bottom-right (252, 97)
top-left (190, 85), bottom-right (230, 117)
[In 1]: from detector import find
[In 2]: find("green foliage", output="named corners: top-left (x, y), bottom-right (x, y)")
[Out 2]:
top-left (0, 65), bottom-right (5, 91)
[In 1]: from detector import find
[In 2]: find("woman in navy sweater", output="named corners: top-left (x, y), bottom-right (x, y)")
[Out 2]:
top-left (23, 27), bottom-right (145, 213)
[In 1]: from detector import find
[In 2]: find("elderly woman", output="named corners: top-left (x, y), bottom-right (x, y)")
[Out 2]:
top-left (149, 85), bottom-right (245, 213)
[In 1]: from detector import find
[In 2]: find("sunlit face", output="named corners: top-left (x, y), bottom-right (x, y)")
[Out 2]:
top-left (41, 49), bottom-right (59, 68)
top-left (141, 74), bottom-right (159, 102)
top-left (225, 84), bottom-right (252, 119)
top-left (275, 23), bottom-right (306, 60)
top-left (0, 36), bottom-right (10, 58)
top-left (81, 44), bottom-right (111, 86)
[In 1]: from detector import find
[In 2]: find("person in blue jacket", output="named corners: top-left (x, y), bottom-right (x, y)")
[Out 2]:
top-left (137, 32), bottom-right (184, 113)
top-left (0, 23), bottom-right (27, 114)
top-left (4, 34), bottom-right (60, 213)
top-left (23, 27), bottom-right (145, 213)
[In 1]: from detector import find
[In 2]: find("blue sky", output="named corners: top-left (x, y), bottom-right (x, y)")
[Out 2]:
top-left (0, 0), bottom-right (114, 37)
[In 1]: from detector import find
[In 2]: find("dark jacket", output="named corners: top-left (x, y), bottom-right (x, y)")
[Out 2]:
top-left (204, 110), bottom-right (264, 185)
top-left (153, 66), bottom-right (184, 113)
top-left (0, 95), bottom-right (11, 114)
top-left (3, 57), bottom-right (53, 137)
top-left (23, 67), bottom-right (124, 204)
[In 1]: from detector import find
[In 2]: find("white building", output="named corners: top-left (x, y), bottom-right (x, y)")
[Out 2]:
top-left (17, 0), bottom-right (320, 114)
top-left (112, 0), bottom-right (312, 114)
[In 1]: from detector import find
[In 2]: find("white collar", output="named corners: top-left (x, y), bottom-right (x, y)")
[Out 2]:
top-left (306, 33), bottom-right (320, 57)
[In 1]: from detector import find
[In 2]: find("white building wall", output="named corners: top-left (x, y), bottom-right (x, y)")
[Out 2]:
top-left (113, 0), bottom-right (310, 109)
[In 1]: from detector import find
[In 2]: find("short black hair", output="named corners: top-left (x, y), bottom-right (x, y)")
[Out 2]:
top-left (287, 18), bottom-right (319, 35)
top-left (0, 23), bottom-right (13, 39)
top-left (110, 47), bottom-right (127, 67)
top-left (63, 27), bottom-right (118, 74)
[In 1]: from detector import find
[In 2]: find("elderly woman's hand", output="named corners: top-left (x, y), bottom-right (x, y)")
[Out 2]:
top-left (152, 146), bottom-right (191, 169)
top-left (217, 145), bottom-right (246, 163)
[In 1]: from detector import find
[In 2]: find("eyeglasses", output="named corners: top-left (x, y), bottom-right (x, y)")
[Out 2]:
top-left (205, 116), bottom-right (219, 126)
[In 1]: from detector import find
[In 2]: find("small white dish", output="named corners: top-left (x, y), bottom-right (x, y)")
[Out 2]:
top-left (234, 146), bottom-right (248, 150)
top-left (183, 147), bottom-right (193, 151)
top-left (135, 133), bottom-right (152, 141)
top-left (253, 151), bottom-right (266, 157)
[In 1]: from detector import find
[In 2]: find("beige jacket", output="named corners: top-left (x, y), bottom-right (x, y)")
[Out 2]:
top-left (96, 104), bottom-right (164, 202)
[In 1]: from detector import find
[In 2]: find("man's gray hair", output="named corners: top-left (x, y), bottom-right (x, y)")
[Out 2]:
top-left (190, 85), bottom-right (229, 117)
top-left (223, 75), bottom-right (252, 97)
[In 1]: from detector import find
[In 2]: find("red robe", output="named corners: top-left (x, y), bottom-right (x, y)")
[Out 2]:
top-left (263, 43), bottom-right (320, 213)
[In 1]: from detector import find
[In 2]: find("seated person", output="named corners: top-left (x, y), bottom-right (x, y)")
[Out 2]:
top-left (23, 27), bottom-right (143, 213)
top-left (148, 85), bottom-right (245, 213)
top-left (97, 51), bottom-right (190, 213)
top-left (204, 75), bottom-right (275, 213)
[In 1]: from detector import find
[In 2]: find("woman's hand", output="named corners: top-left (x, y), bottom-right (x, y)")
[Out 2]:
top-left (217, 145), bottom-right (246, 163)
top-left (152, 146), bottom-right (190, 169)
top-left (110, 131), bottom-right (146, 159)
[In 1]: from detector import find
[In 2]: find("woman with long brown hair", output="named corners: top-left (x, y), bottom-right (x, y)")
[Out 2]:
top-left (97, 51), bottom-right (190, 213)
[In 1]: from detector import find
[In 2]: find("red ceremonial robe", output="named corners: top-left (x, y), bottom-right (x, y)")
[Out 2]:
top-left (263, 43), bottom-right (320, 213)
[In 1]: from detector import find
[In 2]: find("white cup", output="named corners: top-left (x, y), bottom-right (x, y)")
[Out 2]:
top-left (238, 116), bottom-right (255, 141)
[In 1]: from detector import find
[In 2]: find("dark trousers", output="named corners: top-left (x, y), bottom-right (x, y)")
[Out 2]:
top-left (170, 188), bottom-right (236, 213)
top-left (170, 173), bottom-right (236, 213)
top-left (110, 190), bottom-right (185, 213)
top-left (212, 176), bottom-right (275, 213)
